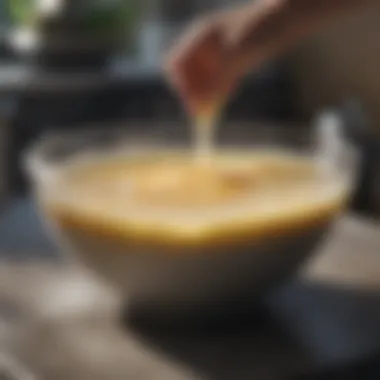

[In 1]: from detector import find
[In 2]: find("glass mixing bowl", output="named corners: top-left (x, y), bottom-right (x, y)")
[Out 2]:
top-left (24, 116), bottom-right (356, 320)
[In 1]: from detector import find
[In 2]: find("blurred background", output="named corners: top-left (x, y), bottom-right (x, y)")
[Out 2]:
top-left (0, 1), bottom-right (378, 252)
top-left (0, 2), bottom-right (379, 380)
top-left (0, 0), bottom-right (294, 256)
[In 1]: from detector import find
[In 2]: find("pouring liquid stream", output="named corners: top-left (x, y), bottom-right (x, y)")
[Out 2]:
top-left (193, 104), bottom-right (221, 164)
top-left (194, 116), bottom-right (216, 159)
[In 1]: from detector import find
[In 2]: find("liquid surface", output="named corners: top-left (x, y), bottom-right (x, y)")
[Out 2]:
top-left (46, 149), bottom-right (349, 245)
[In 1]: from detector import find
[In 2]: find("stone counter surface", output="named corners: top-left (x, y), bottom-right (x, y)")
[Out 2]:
top-left (0, 215), bottom-right (379, 380)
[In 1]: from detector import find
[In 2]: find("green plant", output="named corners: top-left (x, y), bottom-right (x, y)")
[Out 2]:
top-left (7, 0), bottom-right (38, 28)
top-left (7, 0), bottom-right (141, 39)
top-left (79, 1), bottom-right (141, 39)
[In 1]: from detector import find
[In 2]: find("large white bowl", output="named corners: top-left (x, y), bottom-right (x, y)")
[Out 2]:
top-left (24, 120), bottom-right (355, 319)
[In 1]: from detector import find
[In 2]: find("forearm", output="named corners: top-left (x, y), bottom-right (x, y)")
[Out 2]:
top-left (228, 0), bottom-right (368, 72)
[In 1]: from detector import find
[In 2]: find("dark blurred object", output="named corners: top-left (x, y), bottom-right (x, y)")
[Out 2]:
top-left (296, 355), bottom-right (380, 380)
top-left (158, 0), bottom-right (237, 23)
top-left (33, 37), bottom-right (113, 72)
top-left (0, 18), bottom-right (14, 61)
top-left (0, 92), bottom-right (15, 211)
top-left (157, 0), bottom-right (195, 23)
top-left (340, 100), bottom-right (380, 218)
top-left (128, 281), bottom-right (380, 380)
top-left (0, 38), bottom-right (13, 61)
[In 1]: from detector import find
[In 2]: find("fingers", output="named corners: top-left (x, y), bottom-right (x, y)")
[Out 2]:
top-left (164, 14), bottom-right (223, 74)
top-left (164, 16), bottom-right (228, 115)
top-left (164, 16), bottom-right (224, 86)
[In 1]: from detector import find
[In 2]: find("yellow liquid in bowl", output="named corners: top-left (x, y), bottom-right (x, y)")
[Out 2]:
top-left (44, 149), bottom-right (349, 250)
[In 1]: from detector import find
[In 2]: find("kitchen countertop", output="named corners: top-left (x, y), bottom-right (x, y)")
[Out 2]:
top-left (0, 215), bottom-right (380, 380)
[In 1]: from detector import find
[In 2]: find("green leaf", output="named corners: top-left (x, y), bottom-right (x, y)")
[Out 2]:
top-left (7, 0), bottom-right (37, 28)
top-left (7, 0), bottom-right (142, 38)
top-left (75, 1), bottom-right (141, 37)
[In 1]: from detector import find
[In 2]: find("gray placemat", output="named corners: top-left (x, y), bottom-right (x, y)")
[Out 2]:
top-left (0, 198), bottom-right (59, 259)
